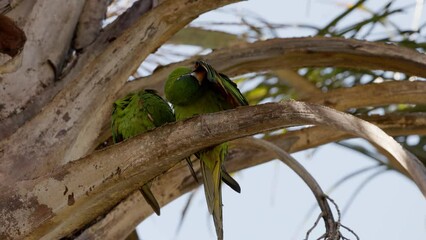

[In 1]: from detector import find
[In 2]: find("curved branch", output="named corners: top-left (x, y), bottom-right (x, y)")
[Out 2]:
top-left (304, 81), bottom-right (426, 111)
top-left (231, 113), bottom-right (426, 172)
top-left (249, 138), bottom-right (339, 237)
top-left (120, 37), bottom-right (426, 95)
top-left (97, 81), bottom-right (426, 147)
top-left (1, 101), bottom-right (424, 239)
top-left (77, 112), bottom-right (426, 239)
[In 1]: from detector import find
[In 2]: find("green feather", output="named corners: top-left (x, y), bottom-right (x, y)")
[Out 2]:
top-left (111, 89), bottom-right (175, 216)
top-left (164, 67), bottom-right (196, 105)
top-left (112, 90), bottom-right (174, 142)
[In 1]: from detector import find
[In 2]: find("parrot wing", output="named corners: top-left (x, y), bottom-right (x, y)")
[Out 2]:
top-left (112, 90), bottom-right (171, 216)
top-left (195, 61), bottom-right (248, 108)
top-left (143, 89), bottom-right (175, 126)
top-left (111, 94), bottom-right (132, 143)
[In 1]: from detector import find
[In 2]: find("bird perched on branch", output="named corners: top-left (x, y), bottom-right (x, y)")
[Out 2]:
top-left (165, 61), bottom-right (248, 239)
top-left (111, 89), bottom-right (196, 215)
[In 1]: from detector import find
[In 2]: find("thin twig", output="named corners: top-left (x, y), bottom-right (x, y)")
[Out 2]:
top-left (304, 213), bottom-right (324, 240)
top-left (294, 164), bottom-right (380, 239)
top-left (325, 196), bottom-right (342, 240)
top-left (174, 190), bottom-right (197, 237)
top-left (318, 0), bottom-right (367, 35)
top-left (342, 168), bottom-right (387, 216)
top-left (248, 138), bottom-right (339, 236)
top-left (328, 164), bottom-right (385, 194)
top-left (340, 224), bottom-right (360, 240)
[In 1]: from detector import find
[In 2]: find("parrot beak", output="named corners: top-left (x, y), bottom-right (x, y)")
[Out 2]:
top-left (190, 72), bottom-right (204, 85)
top-left (192, 61), bottom-right (206, 84)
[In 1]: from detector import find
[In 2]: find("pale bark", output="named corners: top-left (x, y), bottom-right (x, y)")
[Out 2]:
top-left (0, 0), bottom-right (85, 125)
top-left (0, 0), bottom-right (240, 182)
top-left (1, 102), bottom-right (424, 239)
top-left (97, 81), bottom-right (426, 146)
top-left (73, 0), bottom-right (109, 50)
top-left (79, 113), bottom-right (426, 239)
top-left (0, 0), bottom-right (160, 138)
top-left (78, 112), bottom-right (426, 240)
top-left (80, 110), bottom-right (426, 239)
top-left (303, 81), bottom-right (426, 110)
top-left (0, 1), bottom-right (425, 239)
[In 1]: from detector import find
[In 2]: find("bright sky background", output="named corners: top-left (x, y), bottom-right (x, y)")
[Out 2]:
top-left (137, 1), bottom-right (426, 239)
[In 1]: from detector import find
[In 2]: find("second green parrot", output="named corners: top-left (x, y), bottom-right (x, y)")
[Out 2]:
top-left (164, 61), bottom-right (248, 240)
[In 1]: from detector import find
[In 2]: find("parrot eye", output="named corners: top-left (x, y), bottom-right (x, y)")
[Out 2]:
top-left (177, 74), bottom-right (188, 81)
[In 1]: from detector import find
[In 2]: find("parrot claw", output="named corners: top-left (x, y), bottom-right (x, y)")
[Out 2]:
top-left (185, 157), bottom-right (199, 183)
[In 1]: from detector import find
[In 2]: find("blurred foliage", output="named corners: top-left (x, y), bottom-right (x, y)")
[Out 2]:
top-left (103, 0), bottom-right (426, 234)
top-left (168, 27), bottom-right (245, 49)
top-left (399, 136), bottom-right (426, 163)
top-left (190, 0), bottom-right (426, 167)
top-left (105, 0), bottom-right (426, 165)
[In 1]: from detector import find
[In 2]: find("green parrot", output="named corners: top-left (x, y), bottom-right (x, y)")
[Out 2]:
top-left (164, 61), bottom-right (248, 240)
top-left (111, 89), bottom-right (197, 216)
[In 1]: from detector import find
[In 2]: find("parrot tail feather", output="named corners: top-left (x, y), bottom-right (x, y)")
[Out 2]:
top-left (139, 183), bottom-right (161, 216)
top-left (200, 150), bottom-right (223, 240)
top-left (221, 167), bottom-right (241, 193)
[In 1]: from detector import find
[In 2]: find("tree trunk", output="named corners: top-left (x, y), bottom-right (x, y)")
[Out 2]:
top-left (1, 0), bottom-right (425, 239)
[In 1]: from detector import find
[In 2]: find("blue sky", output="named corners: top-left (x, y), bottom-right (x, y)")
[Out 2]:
top-left (137, 1), bottom-right (426, 239)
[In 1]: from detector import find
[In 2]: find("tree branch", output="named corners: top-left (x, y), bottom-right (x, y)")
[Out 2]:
top-left (303, 81), bottom-right (426, 111)
top-left (250, 138), bottom-right (339, 237)
top-left (232, 112), bottom-right (426, 171)
top-left (274, 69), bottom-right (321, 97)
top-left (73, 0), bottom-right (109, 50)
top-left (77, 112), bottom-right (426, 239)
top-left (120, 37), bottom-right (426, 95)
top-left (96, 81), bottom-right (426, 147)
top-left (81, 125), bottom-right (426, 239)
top-left (1, 101), bottom-right (424, 239)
